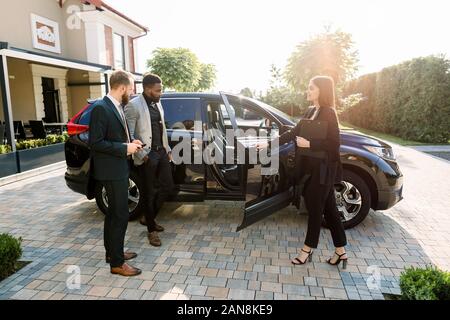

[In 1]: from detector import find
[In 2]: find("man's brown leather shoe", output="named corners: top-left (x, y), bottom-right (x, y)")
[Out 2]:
top-left (110, 263), bottom-right (142, 277)
top-left (140, 216), bottom-right (164, 232)
top-left (148, 231), bottom-right (161, 247)
top-left (105, 251), bottom-right (137, 264)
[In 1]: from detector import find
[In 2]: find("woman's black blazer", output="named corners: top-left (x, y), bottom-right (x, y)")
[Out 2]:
top-left (277, 106), bottom-right (343, 186)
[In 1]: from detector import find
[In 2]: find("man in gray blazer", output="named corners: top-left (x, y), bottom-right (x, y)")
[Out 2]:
top-left (124, 73), bottom-right (173, 246)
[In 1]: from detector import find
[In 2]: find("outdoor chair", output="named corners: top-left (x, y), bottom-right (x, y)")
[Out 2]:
top-left (13, 121), bottom-right (26, 140)
top-left (29, 120), bottom-right (47, 139)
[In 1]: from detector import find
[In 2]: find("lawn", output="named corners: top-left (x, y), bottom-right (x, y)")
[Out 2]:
top-left (339, 121), bottom-right (437, 146)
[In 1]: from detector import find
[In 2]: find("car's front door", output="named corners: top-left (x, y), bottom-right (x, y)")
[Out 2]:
top-left (222, 94), bottom-right (293, 231)
top-left (205, 93), bottom-right (293, 231)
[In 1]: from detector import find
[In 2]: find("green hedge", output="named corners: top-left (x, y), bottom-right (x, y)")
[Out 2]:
top-left (0, 144), bottom-right (11, 155)
top-left (0, 133), bottom-right (68, 154)
top-left (341, 55), bottom-right (450, 143)
top-left (400, 266), bottom-right (450, 300)
top-left (0, 234), bottom-right (23, 281)
top-left (16, 133), bottom-right (69, 151)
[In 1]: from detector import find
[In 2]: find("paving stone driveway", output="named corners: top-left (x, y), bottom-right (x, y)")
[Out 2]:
top-left (1, 144), bottom-right (449, 300)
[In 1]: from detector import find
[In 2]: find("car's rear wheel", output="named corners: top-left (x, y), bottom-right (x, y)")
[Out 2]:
top-left (323, 170), bottom-right (371, 229)
top-left (94, 170), bottom-right (142, 221)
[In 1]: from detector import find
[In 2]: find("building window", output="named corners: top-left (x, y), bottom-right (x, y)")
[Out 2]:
top-left (113, 33), bottom-right (125, 69)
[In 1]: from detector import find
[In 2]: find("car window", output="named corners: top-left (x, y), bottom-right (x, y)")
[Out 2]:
top-left (161, 98), bottom-right (202, 130)
top-left (207, 102), bottom-right (231, 135)
top-left (229, 101), bottom-right (279, 131)
top-left (77, 103), bottom-right (96, 126)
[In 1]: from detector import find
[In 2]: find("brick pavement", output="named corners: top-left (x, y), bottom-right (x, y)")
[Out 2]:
top-left (0, 144), bottom-right (449, 300)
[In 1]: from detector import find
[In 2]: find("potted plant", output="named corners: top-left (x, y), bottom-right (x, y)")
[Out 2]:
top-left (16, 133), bottom-right (68, 172)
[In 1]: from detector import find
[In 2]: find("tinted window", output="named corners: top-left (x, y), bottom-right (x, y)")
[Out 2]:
top-left (77, 103), bottom-right (96, 126)
top-left (161, 98), bottom-right (202, 130)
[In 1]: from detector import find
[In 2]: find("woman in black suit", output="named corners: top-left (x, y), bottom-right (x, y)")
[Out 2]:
top-left (260, 76), bottom-right (348, 268)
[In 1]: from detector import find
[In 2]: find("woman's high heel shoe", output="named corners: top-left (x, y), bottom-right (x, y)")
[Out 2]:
top-left (327, 252), bottom-right (348, 269)
top-left (291, 249), bottom-right (314, 265)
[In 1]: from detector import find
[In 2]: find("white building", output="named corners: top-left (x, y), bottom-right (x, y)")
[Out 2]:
top-left (0, 0), bottom-right (148, 151)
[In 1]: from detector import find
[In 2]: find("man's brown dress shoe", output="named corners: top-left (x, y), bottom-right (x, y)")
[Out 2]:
top-left (148, 231), bottom-right (161, 247)
top-left (106, 251), bottom-right (137, 264)
top-left (140, 216), bottom-right (165, 232)
top-left (111, 263), bottom-right (142, 277)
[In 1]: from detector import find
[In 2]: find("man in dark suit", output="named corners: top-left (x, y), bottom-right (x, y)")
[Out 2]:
top-left (89, 70), bottom-right (143, 277)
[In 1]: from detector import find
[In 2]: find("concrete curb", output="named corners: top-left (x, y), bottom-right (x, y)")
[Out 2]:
top-left (0, 161), bottom-right (66, 187)
top-left (408, 145), bottom-right (450, 163)
top-left (410, 145), bottom-right (450, 152)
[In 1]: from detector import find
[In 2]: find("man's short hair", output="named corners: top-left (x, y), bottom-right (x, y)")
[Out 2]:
top-left (142, 73), bottom-right (162, 89)
top-left (110, 70), bottom-right (133, 90)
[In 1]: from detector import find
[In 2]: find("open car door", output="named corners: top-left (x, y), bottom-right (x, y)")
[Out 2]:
top-left (218, 93), bottom-right (293, 231)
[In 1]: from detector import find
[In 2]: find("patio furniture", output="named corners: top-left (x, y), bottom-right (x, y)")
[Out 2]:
top-left (13, 121), bottom-right (26, 140)
top-left (29, 120), bottom-right (47, 139)
top-left (43, 122), bottom-right (67, 135)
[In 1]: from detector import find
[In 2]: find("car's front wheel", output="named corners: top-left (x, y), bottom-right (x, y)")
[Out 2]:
top-left (94, 170), bottom-right (142, 221)
top-left (333, 170), bottom-right (371, 229)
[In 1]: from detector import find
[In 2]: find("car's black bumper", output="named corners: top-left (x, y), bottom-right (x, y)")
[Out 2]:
top-left (376, 185), bottom-right (403, 210)
top-left (65, 172), bottom-right (88, 196)
top-left (375, 174), bottom-right (403, 210)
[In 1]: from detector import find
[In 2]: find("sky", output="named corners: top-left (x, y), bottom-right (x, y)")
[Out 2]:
top-left (107, 0), bottom-right (450, 93)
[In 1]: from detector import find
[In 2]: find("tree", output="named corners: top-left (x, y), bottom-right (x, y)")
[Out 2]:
top-left (260, 64), bottom-right (306, 117)
top-left (269, 64), bottom-right (283, 88)
top-left (285, 27), bottom-right (359, 92)
top-left (147, 48), bottom-right (217, 92)
top-left (239, 88), bottom-right (254, 98)
top-left (194, 63), bottom-right (217, 92)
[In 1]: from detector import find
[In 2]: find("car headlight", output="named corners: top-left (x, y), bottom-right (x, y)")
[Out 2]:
top-left (363, 145), bottom-right (396, 161)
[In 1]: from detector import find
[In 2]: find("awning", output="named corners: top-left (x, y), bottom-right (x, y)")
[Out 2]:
top-left (0, 46), bottom-right (112, 73)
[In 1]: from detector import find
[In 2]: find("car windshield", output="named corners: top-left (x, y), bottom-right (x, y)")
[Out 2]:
top-left (242, 96), bottom-right (295, 125)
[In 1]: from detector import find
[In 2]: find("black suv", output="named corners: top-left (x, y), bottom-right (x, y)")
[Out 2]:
top-left (64, 92), bottom-right (403, 231)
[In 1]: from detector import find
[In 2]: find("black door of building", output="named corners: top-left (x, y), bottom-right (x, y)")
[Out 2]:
top-left (42, 77), bottom-right (61, 123)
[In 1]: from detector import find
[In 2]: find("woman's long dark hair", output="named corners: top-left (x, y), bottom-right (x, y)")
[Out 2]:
top-left (311, 76), bottom-right (336, 108)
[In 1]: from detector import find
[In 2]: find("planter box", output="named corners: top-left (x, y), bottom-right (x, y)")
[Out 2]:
top-left (17, 143), bottom-right (65, 172)
top-left (0, 152), bottom-right (19, 178)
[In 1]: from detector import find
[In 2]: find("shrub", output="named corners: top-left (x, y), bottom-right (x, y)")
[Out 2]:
top-left (341, 55), bottom-right (450, 143)
top-left (0, 234), bottom-right (23, 281)
top-left (400, 265), bottom-right (450, 300)
top-left (0, 144), bottom-right (12, 155)
top-left (15, 133), bottom-right (68, 151)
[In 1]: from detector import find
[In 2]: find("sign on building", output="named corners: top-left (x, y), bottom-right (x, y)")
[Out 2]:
top-left (31, 14), bottom-right (61, 54)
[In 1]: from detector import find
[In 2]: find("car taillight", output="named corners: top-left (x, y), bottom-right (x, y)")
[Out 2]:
top-left (67, 104), bottom-right (91, 136)
top-left (67, 123), bottom-right (89, 136)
